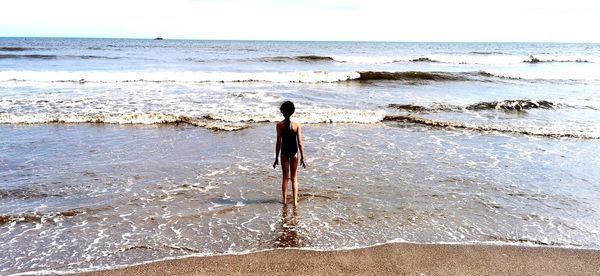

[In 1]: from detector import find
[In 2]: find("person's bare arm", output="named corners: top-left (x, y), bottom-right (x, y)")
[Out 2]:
top-left (297, 124), bottom-right (306, 168)
top-left (273, 123), bottom-right (281, 168)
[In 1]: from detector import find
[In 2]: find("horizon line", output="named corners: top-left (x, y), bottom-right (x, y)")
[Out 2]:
top-left (1, 36), bottom-right (599, 44)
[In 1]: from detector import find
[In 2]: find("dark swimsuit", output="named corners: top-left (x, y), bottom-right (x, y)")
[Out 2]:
top-left (281, 122), bottom-right (298, 160)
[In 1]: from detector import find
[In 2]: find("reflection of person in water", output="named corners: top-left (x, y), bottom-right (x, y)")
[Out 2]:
top-left (274, 205), bottom-right (302, 248)
top-left (273, 101), bottom-right (306, 206)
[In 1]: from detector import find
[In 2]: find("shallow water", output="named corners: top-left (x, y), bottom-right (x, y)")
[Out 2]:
top-left (2, 38), bottom-right (600, 274)
top-left (1, 124), bottom-right (599, 274)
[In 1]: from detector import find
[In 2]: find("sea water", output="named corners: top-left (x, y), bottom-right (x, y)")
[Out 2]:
top-left (1, 38), bottom-right (599, 274)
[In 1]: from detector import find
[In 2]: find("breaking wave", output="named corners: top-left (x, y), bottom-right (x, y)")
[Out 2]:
top-left (355, 71), bottom-right (506, 82)
top-left (0, 109), bottom-right (387, 131)
top-left (388, 104), bottom-right (437, 112)
top-left (0, 69), bottom-right (593, 84)
top-left (1, 106), bottom-right (595, 138)
top-left (0, 70), bottom-right (359, 83)
top-left (409, 57), bottom-right (441, 63)
top-left (389, 99), bottom-right (557, 112)
top-left (258, 55), bottom-right (336, 63)
top-left (466, 99), bottom-right (554, 110)
top-left (383, 115), bottom-right (598, 139)
top-left (469, 51), bottom-right (507, 55)
top-left (0, 54), bottom-right (120, 60)
top-left (523, 55), bottom-right (591, 64)
top-left (0, 113), bottom-right (245, 131)
top-left (66, 55), bottom-right (120, 60)
top-left (0, 54), bottom-right (57, 60)
top-left (0, 47), bottom-right (34, 51)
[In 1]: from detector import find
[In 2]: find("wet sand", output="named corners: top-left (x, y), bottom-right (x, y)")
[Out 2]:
top-left (82, 243), bottom-right (599, 275)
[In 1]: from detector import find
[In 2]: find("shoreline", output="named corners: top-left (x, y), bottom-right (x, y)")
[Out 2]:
top-left (79, 243), bottom-right (600, 275)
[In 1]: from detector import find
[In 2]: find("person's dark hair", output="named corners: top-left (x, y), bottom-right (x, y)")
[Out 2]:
top-left (280, 101), bottom-right (295, 130)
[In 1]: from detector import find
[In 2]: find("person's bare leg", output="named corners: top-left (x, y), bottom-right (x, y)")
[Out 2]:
top-left (290, 155), bottom-right (299, 207)
top-left (281, 156), bottom-right (290, 205)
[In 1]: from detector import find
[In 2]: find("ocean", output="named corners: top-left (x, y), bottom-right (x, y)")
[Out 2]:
top-left (1, 38), bottom-right (599, 274)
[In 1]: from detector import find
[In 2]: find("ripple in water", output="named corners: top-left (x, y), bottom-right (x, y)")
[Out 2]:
top-left (1, 124), bottom-right (599, 274)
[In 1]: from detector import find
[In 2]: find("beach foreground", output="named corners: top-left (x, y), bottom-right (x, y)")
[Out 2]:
top-left (82, 243), bottom-right (599, 275)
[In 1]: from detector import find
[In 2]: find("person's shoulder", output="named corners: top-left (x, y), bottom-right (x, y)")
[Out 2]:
top-left (276, 120), bottom-right (285, 128)
top-left (292, 121), bottom-right (301, 130)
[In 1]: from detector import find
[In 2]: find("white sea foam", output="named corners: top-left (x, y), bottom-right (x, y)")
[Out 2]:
top-left (329, 54), bottom-right (600, 67)
top-left (331, 55), bottom-right (400, 64)
top-left (0, 108), bottom-right (386, 130)
top-left (2, 68), bottom-right (598, 84)
top-left (0, 70), bottom-right (360, 83)
top-left (0, 113), bottom-right (181, 124)
top-left (409, 54), bottom-right (526, 65)
top-left (485, 69), bottom-right (600, 81)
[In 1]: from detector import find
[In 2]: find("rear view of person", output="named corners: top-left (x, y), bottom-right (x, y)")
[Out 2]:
top-left (273, 101), bottom-right (306, 206)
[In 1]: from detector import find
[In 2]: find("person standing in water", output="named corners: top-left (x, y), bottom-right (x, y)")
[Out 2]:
top-left (273, 101), bottom-right (306, 206)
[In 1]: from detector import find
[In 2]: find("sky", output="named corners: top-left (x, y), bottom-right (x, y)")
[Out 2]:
top-left (1, 0), bottom-right (599, 42)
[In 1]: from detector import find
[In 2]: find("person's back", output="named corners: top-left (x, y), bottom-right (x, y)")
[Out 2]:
top-left (280, 120), bottom-right (298, 159)
top-left (273, 101), bottom-right (306, 206)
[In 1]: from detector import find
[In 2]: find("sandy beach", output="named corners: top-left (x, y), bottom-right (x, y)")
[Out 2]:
top-left (82, 243), bottom-right (599, 275)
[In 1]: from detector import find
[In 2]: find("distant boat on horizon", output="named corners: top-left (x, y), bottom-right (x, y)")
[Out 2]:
top-left (154, 37), bottom-right (164, 40)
